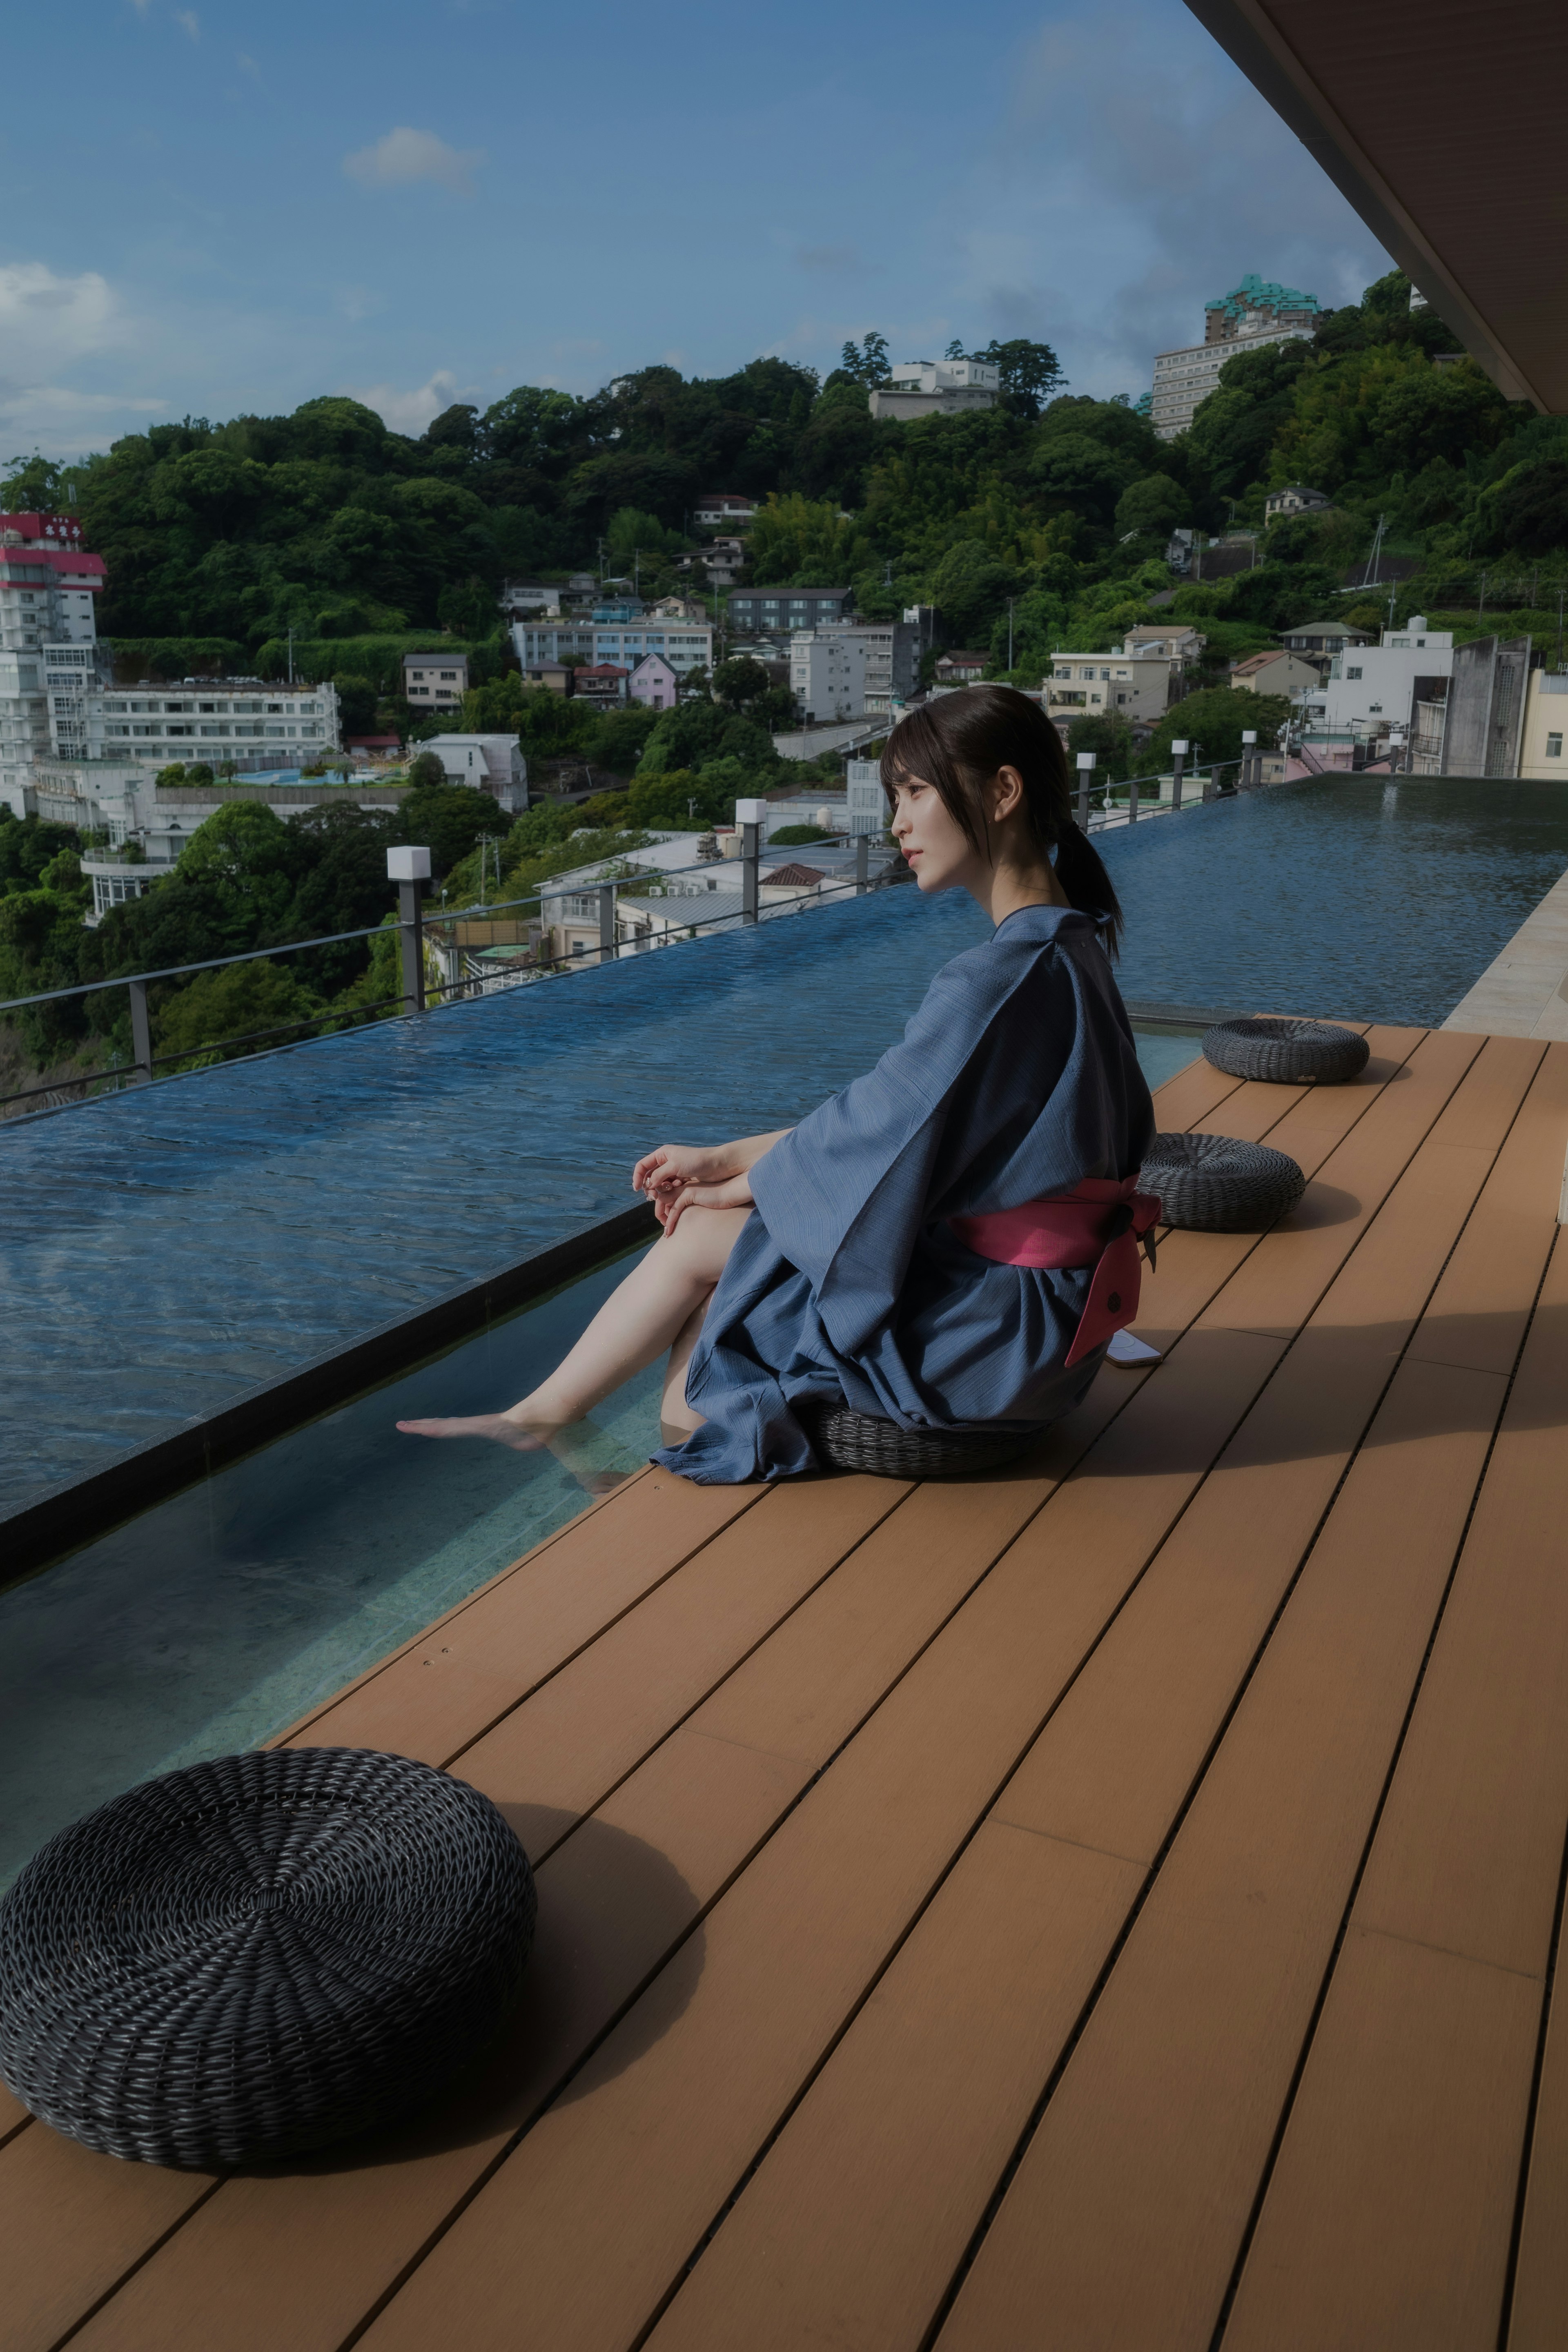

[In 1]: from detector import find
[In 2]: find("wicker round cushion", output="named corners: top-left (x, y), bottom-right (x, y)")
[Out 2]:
top-left (0, 1747), bottom-right (536, 2169)
top-left (1139, 1131), bottom-right (1306, 1233)
top-left (1202, 1017), bottom-right (1370, 1086)
top-left (808, 1403), bottom-right (1040, 1479)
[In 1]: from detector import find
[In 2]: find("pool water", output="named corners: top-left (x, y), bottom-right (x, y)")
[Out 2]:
top-left (0, 1246), bottom-right (666, 1887)
top-left (1107, 775), bottom-right (1568, 1023)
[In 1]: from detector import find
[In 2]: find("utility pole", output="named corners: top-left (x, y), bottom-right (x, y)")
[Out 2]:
top-left (1557, 586), bottom-right (1565, 671)
top-left (286, 626), bottom-right (295, 685)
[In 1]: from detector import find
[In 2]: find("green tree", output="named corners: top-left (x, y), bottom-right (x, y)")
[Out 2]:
top-left (405, 750), bottom-right (447, 789)
top-left (154, 958), bottom-right (322, 1068)
top-left (1145, 688), bottom-right (1294, 770)
top-left (1114, 475), bottom-right (1188, 538)
top-left (393, 782), bottom-right (505, 875)
top-left (972, 338), bottom-right (1066, 418)
top-left (837, 333), bottom-right (891, 386)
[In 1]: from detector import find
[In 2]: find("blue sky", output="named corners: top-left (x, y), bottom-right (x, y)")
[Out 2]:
top-left (2, 0), bottom-right (1391, 460)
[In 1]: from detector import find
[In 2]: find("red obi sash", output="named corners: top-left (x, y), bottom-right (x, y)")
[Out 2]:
top-left (948, 1176), bottom-right (1163, 1369)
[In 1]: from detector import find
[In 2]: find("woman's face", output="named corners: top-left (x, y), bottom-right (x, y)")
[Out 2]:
top-left (886, 773), bottom-right (976, 893)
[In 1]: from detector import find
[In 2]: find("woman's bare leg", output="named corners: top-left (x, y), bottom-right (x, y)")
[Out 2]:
top-left (398, 1206), bottom-right (751, 1450)
top-left (660, 1292), bottom-right (712, 1446)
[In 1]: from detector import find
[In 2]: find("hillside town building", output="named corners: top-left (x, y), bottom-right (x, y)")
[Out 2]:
top-left (402, 652), bottom-right (469, 709)
top-left (726, 587), bottom-right (853, 635)
top-left (1150, 276), bottom-right (1323, 439)
top-left (510, 615), bottom-right (713, 676)
top-left (868, 358), bottom-right (999, 421)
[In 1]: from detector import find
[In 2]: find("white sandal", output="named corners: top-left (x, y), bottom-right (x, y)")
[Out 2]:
top-left (1106, 1328), bottom-right (1163, 1368)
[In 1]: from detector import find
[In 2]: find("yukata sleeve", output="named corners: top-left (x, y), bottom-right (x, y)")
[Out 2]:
top-left (748, 943), bottom-right (1031, 1360)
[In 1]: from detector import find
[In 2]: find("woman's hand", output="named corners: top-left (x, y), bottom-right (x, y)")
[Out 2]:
top-left (652, 1169), bottom-right (755, 1233)
top-left (633, 1142), bottom-right (743, 1200)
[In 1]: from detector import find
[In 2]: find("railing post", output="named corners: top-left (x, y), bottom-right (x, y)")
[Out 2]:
top-left (1075, 752), bottom-right (1094, 829)
top-left (1127, 773), bottom-right (1139, 824)
top-left (127, 977), bottom-right (152, 1084)
top-left (736, 796), bottom-right (765, 924)
top-left (1241, 728), bottom-right (1257, 790)
top-left (1170, 739), bottom-right (1187, 811)
top-left (598, 882), bottom-right (617, 964)
top-left (387, 845), bottom-right (431, 1014)
top-left (855, 833), bottom-right (869, 894)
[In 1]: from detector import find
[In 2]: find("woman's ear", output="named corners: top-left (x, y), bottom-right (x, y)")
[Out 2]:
top-left (991, 763), bottom-right (1027, 822)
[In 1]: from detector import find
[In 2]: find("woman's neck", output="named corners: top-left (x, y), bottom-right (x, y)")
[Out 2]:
top-left (968, 859), bottom-right (1071, 927)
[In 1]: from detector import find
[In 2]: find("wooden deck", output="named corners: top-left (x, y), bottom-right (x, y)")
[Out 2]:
top-left (6, 1023), bottom-right (1568, 2352)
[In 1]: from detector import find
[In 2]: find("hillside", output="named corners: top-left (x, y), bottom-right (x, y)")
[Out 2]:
top-left (5, 271), bottom-right (1562, 723)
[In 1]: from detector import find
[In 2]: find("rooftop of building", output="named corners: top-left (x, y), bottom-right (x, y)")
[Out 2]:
top-left (1205, 272), bottom-right (1322, 317)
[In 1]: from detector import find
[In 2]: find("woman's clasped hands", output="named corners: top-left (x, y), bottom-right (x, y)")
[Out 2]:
top-left (632, 1141), bottom-right (756, 1230)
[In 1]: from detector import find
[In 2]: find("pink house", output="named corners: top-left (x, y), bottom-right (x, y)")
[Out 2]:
top-left (629, 652), bottom-right (680, 711)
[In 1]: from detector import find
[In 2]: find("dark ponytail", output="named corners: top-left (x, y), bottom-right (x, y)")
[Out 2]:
top-left (880, 684), bottom-right (1125, 957)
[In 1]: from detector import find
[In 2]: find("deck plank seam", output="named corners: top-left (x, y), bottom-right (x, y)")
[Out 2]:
top-left (1485, 1224), bottom-right (1568, 2352)
top-left (1204, 1223), bottom-right (1564, 2352)
top-left (1499, 1768), bottom-right (1568, 2350)
top-left (43, 2180), bottom-right (228, 2352)
top-left (454, 1485), bottom-right (922, 1869)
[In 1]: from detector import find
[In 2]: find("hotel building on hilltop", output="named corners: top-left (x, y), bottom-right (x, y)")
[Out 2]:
top-left (1, 509), bottom-right (341, 825)
top-left (1149, 275), bottom-right (1323, 440)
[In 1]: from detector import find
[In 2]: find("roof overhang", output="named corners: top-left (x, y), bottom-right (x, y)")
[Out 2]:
top-left (1183, 0), bottom-right (1568, 411)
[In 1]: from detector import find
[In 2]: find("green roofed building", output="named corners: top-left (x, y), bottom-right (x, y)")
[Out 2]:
top-left (1150, 271), bottom-right (1323, 441)
top-left (1204, 273), bottom-right (1323, 344)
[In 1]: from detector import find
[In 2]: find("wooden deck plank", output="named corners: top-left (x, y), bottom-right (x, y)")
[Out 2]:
top-left (1199, 1030), bottom-right (1483, 1340)
top-left (1223, 1933), bottom-right (1541, 2352)
top-left (643, 1822), bottom-right (1146, 2352)
top-left (1143, 1054), bottom-right (1246, 1131)
top-left (1507, 1930), bottom-right (1568, 2350)
top-left (0, 2127), bottom-right (218, 2352)
top-left (1218, 1233), bottom-right (1568, 2350)
top-left (1408, 1038), bottom-right (1568, 1378)
top-left (643, 1049), bottom-right (1538, 2352)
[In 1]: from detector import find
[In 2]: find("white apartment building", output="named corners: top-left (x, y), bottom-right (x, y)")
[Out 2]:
top-left (869, 359), bottom-right (999, 421)
top-left (89, 678), bottom-right (340, 767)
top-left (1519, 670), bottom-right (1568, 779)
top-left (510, 617), bottom-right (713, 677)
top-left (0, 512), bottom-right (108, 816)
top-left (791, 629), bottom-right (868, 722)
top-left (1149, 324), bottom-right (1314, 440)
top-left (1044, 650), bottom-right (1174, 735)
top-left (1294, 617), bottom-right (1454, 737)
top-left (418, 733), bottom-right (528, 809)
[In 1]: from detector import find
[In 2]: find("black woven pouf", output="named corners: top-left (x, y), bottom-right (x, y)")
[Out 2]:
top-left (1140, 1131), bottom-right (1307, 1233)
top-left (1202, 1017), bottom-right (1370, 1086)
top-left (808, 1404), bottom-right (1041, 1479)
top-left (0, 1747), bottom-right (536, 2169)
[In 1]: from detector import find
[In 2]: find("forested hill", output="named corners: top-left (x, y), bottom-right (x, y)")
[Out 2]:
top-left (6, 269), bottom-right (1568, 693)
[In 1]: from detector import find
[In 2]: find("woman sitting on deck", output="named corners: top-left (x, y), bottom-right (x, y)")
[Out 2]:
top-left (400, 686), bottom-right (1157, 1483)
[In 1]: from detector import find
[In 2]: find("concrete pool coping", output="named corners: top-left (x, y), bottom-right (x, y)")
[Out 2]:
top-left (1443, 860), bottom-right (1568, 1042)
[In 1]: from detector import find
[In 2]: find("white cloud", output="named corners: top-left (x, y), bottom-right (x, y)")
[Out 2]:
top-left (341, 370), bottom-right (470, 434)
top-left (175, 8), bottom-right (199, 37)
top-left (342, 127), bottom-right (485, 198)
top-left (0, 263), bottom-right (123, 380)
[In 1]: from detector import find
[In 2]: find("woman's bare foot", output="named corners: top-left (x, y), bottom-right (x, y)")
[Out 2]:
top-left (395, 1409), bottom-right (559, 1451)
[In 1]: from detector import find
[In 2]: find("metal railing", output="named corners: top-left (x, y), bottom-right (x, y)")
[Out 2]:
top-left (0, 824), bottom-right (892, 1117)
top-left (0, 753), bottom-right (1285, 1120)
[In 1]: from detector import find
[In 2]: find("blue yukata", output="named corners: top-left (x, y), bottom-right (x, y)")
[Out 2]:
top-left (654, 901), bottom-right (1156, 1485)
